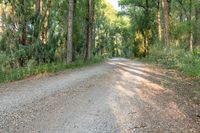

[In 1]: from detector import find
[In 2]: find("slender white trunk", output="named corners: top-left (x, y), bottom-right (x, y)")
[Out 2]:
top-left (190, 32), bottom-right (193, 52)
top-left (189, 0), bottom-right (193, 52)
top-left (175, 37), bottom-right (179, 47)
top-left (158, 0), bottom-right (162, 41)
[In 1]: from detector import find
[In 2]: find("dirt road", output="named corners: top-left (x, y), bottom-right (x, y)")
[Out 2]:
top-left (0, 58), bottom-right (199, 133)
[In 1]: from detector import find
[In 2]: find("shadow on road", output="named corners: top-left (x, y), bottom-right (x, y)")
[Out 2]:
top-left (107, 59), bottom-right (200, 132)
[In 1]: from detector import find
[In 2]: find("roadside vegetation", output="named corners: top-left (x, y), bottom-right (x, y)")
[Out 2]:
top-left (0, 0), bottom-right (129, 83)
top-left (144, 45), bottom-right (200, 78)
top-left (0, 0), bottom-right (200, 84)
top-left (143, 45), bottom-right (200, 95)
top-left (0, 56), bottom-right (104, 83)
top-left (118, 0), bottom-right (200, 77)
top-left (118, 0), bottom-right (200, 95)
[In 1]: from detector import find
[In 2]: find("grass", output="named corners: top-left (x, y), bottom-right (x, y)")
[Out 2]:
top-left (142, 45), bottom-right (200, 78)
top-left (0, 56), bottom-right (105, 83)
top-left (142, 45), bottom-right (200, 96)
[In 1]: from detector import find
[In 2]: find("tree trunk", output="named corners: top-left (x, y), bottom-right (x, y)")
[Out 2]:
top-left (91, 0), bottom-right (95, 55)
top-left (144, 0), bottom-right (149, 56)
top-left (67, 0), bottom-right (75, 63)
top-left (162, 0), bottom-right (170, 47)
top-left (175, 37), bottom-right (179, 47)
top-left (189, 0), bottom-right (193, 52)
top-left (35, 0), bottom-right (40, 15)
top-left (22, 0), bottom-right (27, 45)
top-left (194, 7), bottom-right (200, 45)
top-left (72, 0), bottom-right (77, 61)
top-left (85, 0), bottom-right (94, 60)
top-left (0, 2), bottom-right (6, 35)
top-left (157, 0), bottom-right (162, 41)
top-left (190, 32), bottom-right (193, 51)
top-left (33, 0), bottom-right (40, 40)
top-left (43, 0), bottom-right (51, 44)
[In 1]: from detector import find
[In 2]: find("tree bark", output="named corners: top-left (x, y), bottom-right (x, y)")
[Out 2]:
top-left (194, 7), bottom-right (200, 45)
top-left (35, 0), bottom-right (40, 15)
top-left (189, 0), bottom-right (193, 52)
top-left (85, 0), bottom-right (94, 60)
top-left (22, 0), bottom-right (27, 45)
top-left (67, 0), bottom-right (75, 63)
top-left (162, 0), bottom-right (170, 47)
top-left (35, 0), bottom-right (40, 36)
top-left (144, 0), bottom-right (149, 56)
top-left (72, 0), bottom-right (77, 61)
top-left (157, 0), bottom-right (162, 41)
top-left (43, 0), bottom-right (51, 44)
top-left (91, 0), bottom-right (95, 55)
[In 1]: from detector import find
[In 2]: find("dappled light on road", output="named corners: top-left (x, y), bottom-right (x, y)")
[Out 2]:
top-left (107, 59), bottom-right (199, 132)
top-left (0, 59), bottom-right (199, 132)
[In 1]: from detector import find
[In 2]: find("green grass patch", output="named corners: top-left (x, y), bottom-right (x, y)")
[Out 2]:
top-left (143, 45), bottom-right (200, 78)
top-left (0, 56), bottom-right (105, 83)
top-left (142, 45), bottom-right (200, 99)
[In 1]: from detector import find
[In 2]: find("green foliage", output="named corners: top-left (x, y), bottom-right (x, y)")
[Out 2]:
top-left (0, 52), bottom-right (11, 74)
top-left (95, 0), bottom-right (133, 58)
top-left (181, 52), bottom-right (200, 77)
top-left (144, 45), bottom-right (200, 77)
top-left (0, 0), bottom-right (199, 82)
top-left (133, 31), bottom-right (145, 57)
top-left (0, 56), bottom-right (104, 83)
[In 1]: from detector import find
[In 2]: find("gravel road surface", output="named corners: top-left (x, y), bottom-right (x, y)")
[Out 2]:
top-left (0, 58), bottom-right (199, 133)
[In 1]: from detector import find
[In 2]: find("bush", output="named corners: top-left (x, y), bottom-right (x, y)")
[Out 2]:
top-left (0, 56), bottom-right (105, 83)
top-left (144, 45), bottom-right (200, 77)
top-left (181, 52), bottom-right (200, 77)
top-left (0, 52), bottom-right (12, 74)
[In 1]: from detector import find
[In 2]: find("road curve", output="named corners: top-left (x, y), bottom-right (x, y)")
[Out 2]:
top-left (0, 58), bottom-right (199, 133)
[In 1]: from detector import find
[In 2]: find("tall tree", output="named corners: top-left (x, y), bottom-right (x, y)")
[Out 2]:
top-left (43, 0), bottom-right (52, 44)
top-left (35, 0), bottom-right (40, 15)
top-left (157, 0), bottom-right (162, 41)
top-left (21, 0), bottom-right (27, 45)
top-left (162, 0), bottom-right (170, 46)
top-left (189, 0), bottom-right (193, 51)
top-left (85, 0), bottom-right (94, 60)
top-left (145, 0), bottom-right (149, 55)
top-left (67, 0), bottom-right (75, 63)
top-left (34, 0), bottom-right (41, 39)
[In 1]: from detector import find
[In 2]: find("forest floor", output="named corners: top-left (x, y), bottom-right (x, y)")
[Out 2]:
top-left (0, 58), bottom-right (200, 133)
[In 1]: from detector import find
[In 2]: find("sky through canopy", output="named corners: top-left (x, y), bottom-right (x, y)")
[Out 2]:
top-left (107, 0), bottom-right (121, 11)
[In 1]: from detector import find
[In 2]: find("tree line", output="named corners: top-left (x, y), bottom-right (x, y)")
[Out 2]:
top-left (0, 0), bottom-right (200, 81)
top-left (119, 0), bottom-right (200, 55)
top-left (0, 0), bottom-right (133, 69)
top-left (0, 0), bottom-right (96, 65)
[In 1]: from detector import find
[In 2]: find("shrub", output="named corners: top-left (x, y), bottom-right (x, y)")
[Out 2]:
top-left (0, 56), bottom-right (105, 83)
top-left (144, 45), bottom-right (200, 77)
